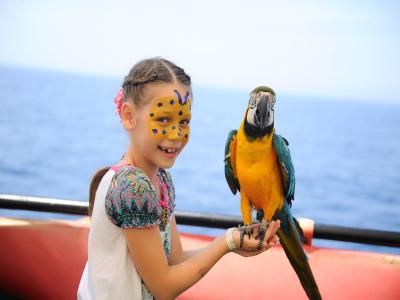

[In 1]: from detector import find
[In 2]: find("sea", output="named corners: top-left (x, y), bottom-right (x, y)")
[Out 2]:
top-left (0, 65), bottom-right (399, 255)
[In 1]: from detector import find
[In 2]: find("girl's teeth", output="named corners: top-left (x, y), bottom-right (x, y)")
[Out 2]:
top-left (160, 146), bottom-right (176, 153)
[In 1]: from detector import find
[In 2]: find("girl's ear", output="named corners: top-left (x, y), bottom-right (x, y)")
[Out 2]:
top-left (121, 101), bottom-right (137, 130)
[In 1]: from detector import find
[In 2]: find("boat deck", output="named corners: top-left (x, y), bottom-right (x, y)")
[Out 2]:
top-left (0, 217), bottom-right (399, 300)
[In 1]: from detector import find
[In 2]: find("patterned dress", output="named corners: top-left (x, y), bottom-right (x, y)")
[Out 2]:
top-left (86, 163), bottom-right (175, 299)
top-left (77, 164), bottom-right (175, 300)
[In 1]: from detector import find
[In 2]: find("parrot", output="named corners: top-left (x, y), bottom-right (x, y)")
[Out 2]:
top-left (224, 86), bottom-right (322, 300)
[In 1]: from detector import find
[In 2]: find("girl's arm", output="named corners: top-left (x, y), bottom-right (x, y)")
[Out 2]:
top-left (168, 216), bottom-right (202, 265)
top-left (124, 225), bottom-right (226, 300)
top-left (124, 220), bottom-right (280, 300)
top-left (168, 215), bottom-right (280, 264)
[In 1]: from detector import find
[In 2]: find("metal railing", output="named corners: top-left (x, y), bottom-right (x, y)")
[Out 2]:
top-left (1, 194), bottom-right (399, 248)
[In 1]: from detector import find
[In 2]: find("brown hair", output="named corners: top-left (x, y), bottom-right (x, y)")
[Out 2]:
top-left (88, 57), bottom-right (191, 217)
top-left (88, 167), bottom-right (110, 216)
top-left (122, 57), bottom-right (191, 107)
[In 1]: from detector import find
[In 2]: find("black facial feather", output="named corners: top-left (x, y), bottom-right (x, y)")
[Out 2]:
top-left (244, 118), bottom-right (274, 140)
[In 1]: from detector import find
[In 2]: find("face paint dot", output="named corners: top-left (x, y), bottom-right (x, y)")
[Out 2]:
top-left (170, 99), bottom-right (175, 105)
top-left (150, 113), bottom-right (154, 117)
top-left (172, 126), bottom-right (176, 130)
top-left (184, 134), bottom-right (188, 139)
top-left (157, 103), bottom-right (163, 107)
top-left (179, 111), bottom-right (183, 116)
top-left (162, 130), bottom-right (166, 134)
top-left (152, 129), bottom-right (158, 134)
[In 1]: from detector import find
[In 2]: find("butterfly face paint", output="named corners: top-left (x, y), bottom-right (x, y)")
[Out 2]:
top-left (147, 90), bottom-right (192, 145)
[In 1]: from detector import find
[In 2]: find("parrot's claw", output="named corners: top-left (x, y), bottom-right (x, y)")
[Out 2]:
top-left (238, 225), bottom-right (253, 248)
top-left (256, 220), bottom-right (270, 250)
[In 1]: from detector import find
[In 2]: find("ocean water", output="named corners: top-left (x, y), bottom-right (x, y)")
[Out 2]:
top-left (0, 65), bottom-right (399, 254)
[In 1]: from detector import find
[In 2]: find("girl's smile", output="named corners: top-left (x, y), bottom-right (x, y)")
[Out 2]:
top-left (158, 145), bottom-right (179, 159)
top-left (158, 145), bottom-right (179, 155)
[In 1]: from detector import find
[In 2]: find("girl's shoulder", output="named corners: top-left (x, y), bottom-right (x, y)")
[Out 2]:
top-left (110, 164), bottom-right (151, 188)
top-left (105, 164), bottom-right (162, 229)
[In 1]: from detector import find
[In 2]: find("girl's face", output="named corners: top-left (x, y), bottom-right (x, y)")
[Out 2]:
top-left (131, 82), bottom-right (192, 169)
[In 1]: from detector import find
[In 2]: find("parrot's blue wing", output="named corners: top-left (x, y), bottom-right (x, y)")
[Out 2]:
top-left (273, 134), bottom-right (305, 243)
top-left (224, 130), bottom-right (240, 195)
top-left (273, 134), bottom-right (295, 206)
top-left (272, 136), bottom-right (321, 299)
top-left (273, 202), bottom-right (321, 299)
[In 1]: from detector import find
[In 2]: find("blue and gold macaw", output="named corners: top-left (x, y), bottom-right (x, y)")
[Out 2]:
top-left (224, 86), bottom-right (322, 300)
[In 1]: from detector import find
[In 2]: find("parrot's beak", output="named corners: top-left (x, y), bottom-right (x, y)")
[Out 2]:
top-left (254, 94), bottom-right (271, 129)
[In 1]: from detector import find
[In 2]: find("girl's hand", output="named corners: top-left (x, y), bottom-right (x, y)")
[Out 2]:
top-left (231, 220), bottom-right (280, 257)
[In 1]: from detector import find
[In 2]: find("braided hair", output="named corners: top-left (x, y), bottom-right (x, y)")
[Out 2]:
top-left (122, 57), bottom-right (191, 107)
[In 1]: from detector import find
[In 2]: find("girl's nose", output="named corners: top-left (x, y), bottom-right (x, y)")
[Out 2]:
top-left (167, 125), bottom-right (181, 141)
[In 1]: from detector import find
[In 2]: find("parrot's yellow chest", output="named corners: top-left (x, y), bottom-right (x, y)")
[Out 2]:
top-left (235, 125), bottom-right (284, 219)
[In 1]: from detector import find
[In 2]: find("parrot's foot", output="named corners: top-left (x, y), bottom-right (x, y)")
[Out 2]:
top-left (237, 224), bottom-right (253, 248)
top-left (255, 219), bottom-right (270, 250)
top-left (256, 209), bottom-right (264, 222)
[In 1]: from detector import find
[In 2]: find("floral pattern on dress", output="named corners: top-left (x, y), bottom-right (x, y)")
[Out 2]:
top-left (105, 164), bottom-right (175, 235)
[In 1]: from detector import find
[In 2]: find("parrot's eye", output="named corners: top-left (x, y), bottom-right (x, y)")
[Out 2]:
top-left (271, 95), bottom-right (276, 107)
top-left (249, 97), bottom-right (257, 109)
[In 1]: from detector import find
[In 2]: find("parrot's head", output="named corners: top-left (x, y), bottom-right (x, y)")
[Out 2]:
top-left (244, 86), bottom-right (276, 139)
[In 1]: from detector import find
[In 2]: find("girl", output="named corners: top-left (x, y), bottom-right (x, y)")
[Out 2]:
top-left (77, 57), bottom-right (280, 300)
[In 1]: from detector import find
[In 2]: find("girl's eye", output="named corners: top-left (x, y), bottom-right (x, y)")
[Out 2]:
top-left (156, 117), bottom-right (169, 123)
top-left (180, 119), bottom-right (190, 126)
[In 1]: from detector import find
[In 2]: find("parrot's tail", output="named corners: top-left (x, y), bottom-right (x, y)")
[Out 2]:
top-left (275, 205), bottom-right (322, 300)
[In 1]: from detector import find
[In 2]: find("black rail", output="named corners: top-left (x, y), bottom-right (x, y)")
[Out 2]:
top-left (1, 194), bottom-right (399, 248)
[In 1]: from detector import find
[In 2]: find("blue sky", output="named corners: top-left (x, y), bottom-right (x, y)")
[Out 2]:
top-left (0, 0), bottom-right (399, 101)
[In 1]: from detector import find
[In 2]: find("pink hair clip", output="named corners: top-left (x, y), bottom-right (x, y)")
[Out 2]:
top-left (113, 89), bottom-right (124, 118)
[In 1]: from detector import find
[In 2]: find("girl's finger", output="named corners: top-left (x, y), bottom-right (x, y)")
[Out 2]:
top-left (268, 221), bottom-right (280, 239)
top-left (274, 220), bottom-right (281, 229)
top-left (269, 230), bottom-right (280, 241)
top-left (265, 237), bottom-right (279, 248)
top-left (243, 221), bottom-right (280, 250)
top-left (275, 220), bottom-right (281, 230)
top-left (267, 241), bottom-right (277, 247)
top-left (264, 220), bottom-right (276, 241)
top-left (267, 235), bottom-right (278, 244)
top-left (244, 234), bottom-right (268, 250)
top-left (242, 232), bottom-right (261, 249)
